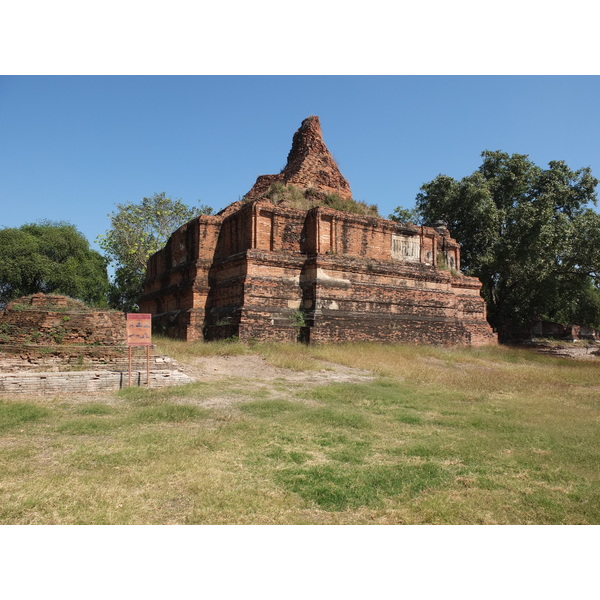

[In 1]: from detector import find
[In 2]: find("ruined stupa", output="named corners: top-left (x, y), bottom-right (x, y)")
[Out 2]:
top-left (140, 117), bottom-right (496, 345)
top-left (246, 115), bottom-right (352, 201)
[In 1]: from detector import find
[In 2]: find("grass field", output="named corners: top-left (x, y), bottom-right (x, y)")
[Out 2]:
top-left (0, 341), bottom-right (598, 524)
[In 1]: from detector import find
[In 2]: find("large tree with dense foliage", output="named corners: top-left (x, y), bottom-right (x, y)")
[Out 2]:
top-left (0, 221), bottom-right (110, 307)
top-left (405, 151), bottom-right (600, 334)
top-left (97, 192), bottom-right (213, 311)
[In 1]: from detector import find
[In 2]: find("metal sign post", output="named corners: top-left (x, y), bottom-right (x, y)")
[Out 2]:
top-left (126, 313), bottom-right (152, 386)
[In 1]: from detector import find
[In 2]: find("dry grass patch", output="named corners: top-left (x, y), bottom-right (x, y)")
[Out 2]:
top-left (1, 342), bottom-right (599, 524)
top-left (156, 337), bottom-right (329, 372)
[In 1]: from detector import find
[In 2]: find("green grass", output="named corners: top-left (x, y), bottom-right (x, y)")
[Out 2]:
top-left (0, 341), bottom-right (599, 524)
top-left (0, 401), bottom-right (50, 432)
top-left (75, 404), bottom-right (115, 416)
top-left (239, 398), bottom-right (303, 418)
top-left (129, 404), bottom-right (210, 424)
top-left (276, 462), bottom-right (449, 511)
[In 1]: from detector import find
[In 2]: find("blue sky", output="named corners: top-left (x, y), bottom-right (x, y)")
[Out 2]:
top-left (2, 75), bottom-right (599, 261)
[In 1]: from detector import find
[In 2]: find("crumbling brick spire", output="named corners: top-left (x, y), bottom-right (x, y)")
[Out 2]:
top-left (243, 115), bottom-right (353, 203)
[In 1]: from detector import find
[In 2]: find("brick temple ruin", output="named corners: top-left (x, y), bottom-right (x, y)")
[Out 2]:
top-left (140, 116), bottom-right (497, 346)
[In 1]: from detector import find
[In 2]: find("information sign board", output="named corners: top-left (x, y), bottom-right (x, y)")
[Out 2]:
top-left (126, 313), bottom-right (152, 347)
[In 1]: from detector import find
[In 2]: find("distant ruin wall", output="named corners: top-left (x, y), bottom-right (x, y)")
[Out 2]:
top-left (500, 320), bottom-right (600, 343)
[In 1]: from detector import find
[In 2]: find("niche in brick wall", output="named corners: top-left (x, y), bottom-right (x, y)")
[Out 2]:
top-left (257, 210), bottom-right (273, 251)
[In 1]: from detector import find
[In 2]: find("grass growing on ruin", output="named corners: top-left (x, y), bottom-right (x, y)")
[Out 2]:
top-left (265, 183), bottom-right (380, 217)
top-left (0, 341), bottom-right (599, 524)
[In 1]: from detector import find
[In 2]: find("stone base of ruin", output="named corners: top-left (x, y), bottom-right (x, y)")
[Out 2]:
top-left (0, 369), bottom-right (194, 395)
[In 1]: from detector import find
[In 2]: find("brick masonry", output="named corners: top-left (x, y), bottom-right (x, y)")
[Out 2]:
top-left (0, 345), bottom-right (180, 373)
top-left (140, 117), bottom-right (497, 346)
top-left (0, 294), bottom-right (193, 393)
top-left (0, 369), bottom-right (194, 395)
top-left (0, 294), bottom-right (126, 347)
top-left (219, 116), bottom-right (353, 218)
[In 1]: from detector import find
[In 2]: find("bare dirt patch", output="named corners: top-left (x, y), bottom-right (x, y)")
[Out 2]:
top-left (172, 354), bottom-right (375, 410)
top-left (180, 354), bottom-right (374, 385)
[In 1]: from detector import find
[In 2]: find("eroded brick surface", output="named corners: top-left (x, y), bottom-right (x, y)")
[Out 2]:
top-left (0, 294), bottom-right (190, 391)
top-left (220, 116), bottom-right (352, 218)
top-left (0, 294), bottom-right (126, 347)
top-left (140, 117), bottom-right (496, 346)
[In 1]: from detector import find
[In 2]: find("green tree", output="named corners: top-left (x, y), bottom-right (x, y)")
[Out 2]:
top-left (97, 192), bottom-right (212, 311)
top-left (405, 151), bottom-right (600, 333)
top-left (388, 206), bottom-right (421, 224)
top-left (0, 221), bottom-right (110, 307)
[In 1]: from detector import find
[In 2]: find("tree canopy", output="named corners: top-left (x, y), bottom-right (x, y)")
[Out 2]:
top-left (97, 192), bottom-right (212, 311)
top-left (405, 151), bottom-right (600, 334)
top-left (388, 206), bottom-right (420, 224)
top-left (0, 221), bottom-right (110, 307)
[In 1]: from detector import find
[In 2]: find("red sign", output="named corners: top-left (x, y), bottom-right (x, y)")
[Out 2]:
top-left (126, 313), bottom-right (152, 346)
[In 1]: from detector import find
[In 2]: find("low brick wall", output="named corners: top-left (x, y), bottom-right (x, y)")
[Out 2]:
top-left (0, 294), bottom-right (197, 393)
top-left (0, 369), bottom-right (194, 395)
top-left (0, 345), bottom-right (179, 373)
top-left (1, 295), bottom-right (126, 347)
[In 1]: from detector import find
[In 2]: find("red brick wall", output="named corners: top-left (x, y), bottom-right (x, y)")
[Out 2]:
top-left (0, 294), bottom-right (126, 348)
top-left (140, 199), bottom-right (496, 346)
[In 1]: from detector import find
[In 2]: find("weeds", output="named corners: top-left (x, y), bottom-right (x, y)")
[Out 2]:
top-left (265, 183), bottom-right (379, 217)
top-left (129, 404), bottom-right (210, 424)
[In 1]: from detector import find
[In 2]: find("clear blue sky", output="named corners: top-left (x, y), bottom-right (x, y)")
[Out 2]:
top-left (1, 76), bottom-right (599, 257)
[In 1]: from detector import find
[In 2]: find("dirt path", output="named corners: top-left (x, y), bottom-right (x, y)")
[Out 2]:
top-left (160, 354), bottom-right (376, 410)
top-left (178, 354), bottom-right (374, 385)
